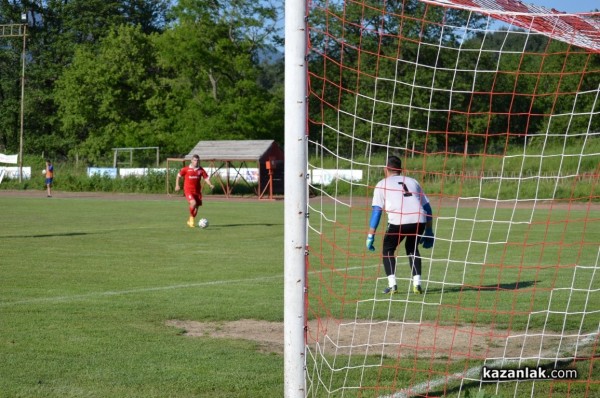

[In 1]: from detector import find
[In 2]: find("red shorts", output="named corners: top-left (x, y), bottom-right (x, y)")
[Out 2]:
top-left (185, 192), bottom-right (202, 206)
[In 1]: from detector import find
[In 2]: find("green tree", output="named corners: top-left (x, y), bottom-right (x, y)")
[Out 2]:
top-left (53, 0), bottom-right (284, 162)
top-left (0, 34), bottom-right (23, 153)
top-left (55, 24), bottom-right (165, 163)
top-left (308, 2), bottom-right (599, 157)
top-left (307, 0), bottom-right (486, 157)
top-left (0, 0), bottom-right (170, 159)
top-left (152, 0), bottom-right (283, 152)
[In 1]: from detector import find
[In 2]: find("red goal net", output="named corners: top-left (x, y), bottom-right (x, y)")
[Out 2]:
top-left (304, 0), bottom-right (599, 396)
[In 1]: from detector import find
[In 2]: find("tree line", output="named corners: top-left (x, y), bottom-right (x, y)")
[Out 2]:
top-left (1, 1), bottom-right (598, 165)
top-left (0, 0), bottom-right (284, 164)
top-left (307, 0), bottom-right (600, 157)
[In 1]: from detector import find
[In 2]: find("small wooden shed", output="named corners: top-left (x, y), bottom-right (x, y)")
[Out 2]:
top-left (168, 140), bottom-right (284, 198)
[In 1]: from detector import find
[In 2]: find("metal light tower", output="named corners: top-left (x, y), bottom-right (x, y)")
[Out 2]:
top-left (0, 13), bottom-right (28, 182)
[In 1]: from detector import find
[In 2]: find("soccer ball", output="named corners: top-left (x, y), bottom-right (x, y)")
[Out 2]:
top-left (198, 218), bottom-right (209, 229)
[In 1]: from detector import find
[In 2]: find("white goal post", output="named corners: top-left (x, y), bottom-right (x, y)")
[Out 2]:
top-left (285, 0), bottom-right (600, 397)
top-left (283, 0), bottom-right (308, 395)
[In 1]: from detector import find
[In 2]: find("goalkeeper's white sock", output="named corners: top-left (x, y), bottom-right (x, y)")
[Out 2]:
top-left (388, 275), bottom-right (396, 288)
top-left (413, 275), bottom-right (421, 287)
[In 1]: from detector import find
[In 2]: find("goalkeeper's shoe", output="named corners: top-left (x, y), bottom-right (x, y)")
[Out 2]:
top-left (412, 285), bottom-right (423, 295)
top-left (187, 217), bottom-right (195, 228)
top-left (383, 285), bottom-right (397, 295)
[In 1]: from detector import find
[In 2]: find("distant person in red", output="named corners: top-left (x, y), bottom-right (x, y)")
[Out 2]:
top-left (174, 154), bottom-right (214, 228)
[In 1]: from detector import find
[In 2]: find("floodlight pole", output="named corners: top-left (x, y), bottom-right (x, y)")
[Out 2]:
top-left (0, 19), bottom-right (28, 182)
top-left (283, 0), bottom-right (308, 395)
top-left (18, 21), bottom-right (26, 182)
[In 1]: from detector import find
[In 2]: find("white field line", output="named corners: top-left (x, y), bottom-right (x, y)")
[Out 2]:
top-left (380, 328), bottom-right (600, 398)
top-left (0, 264), bottom-right (376, 307)
top-left (0, 275), bottom-right (283, 307)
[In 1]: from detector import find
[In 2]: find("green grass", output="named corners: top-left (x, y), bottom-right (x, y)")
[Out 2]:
top-left (1, 193), bottom-right (597, 397)
top-left (308, 202), bottom-right (599, 328)
top-left (0, 194), bottom-right (284, 398)
top-left (306, 200), bottom-right (599, 397)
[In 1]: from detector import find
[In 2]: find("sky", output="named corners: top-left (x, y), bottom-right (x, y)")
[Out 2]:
top-left (522, 0), bottom-right (598, 13)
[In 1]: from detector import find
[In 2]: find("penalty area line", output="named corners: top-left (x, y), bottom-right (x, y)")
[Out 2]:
top-left (0, 275), bottom-right (283, 307)
top-left (1, 263), bottom-right (377, 307)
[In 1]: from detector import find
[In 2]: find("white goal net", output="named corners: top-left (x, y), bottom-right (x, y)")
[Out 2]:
top-left (301, 0), bottom-right (600, 396)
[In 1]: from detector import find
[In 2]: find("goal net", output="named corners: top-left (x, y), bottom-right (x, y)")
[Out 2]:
top-left (303, 0), bottom-right (599, 396)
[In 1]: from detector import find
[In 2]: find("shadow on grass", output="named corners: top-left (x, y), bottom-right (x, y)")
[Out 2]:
top-left (426, 280), bottom-right (537, 294)
top-left (212, 223), bottom-right (283, 228)
top-left (2, 232), bottom-right (93, 238)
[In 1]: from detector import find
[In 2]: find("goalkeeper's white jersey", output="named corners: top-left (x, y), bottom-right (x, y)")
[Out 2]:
top-left (372, 174), bottom-right (429, 225)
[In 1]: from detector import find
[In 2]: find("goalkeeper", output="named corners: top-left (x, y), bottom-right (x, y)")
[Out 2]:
top-left (366, 156), bottom-right (434, 295)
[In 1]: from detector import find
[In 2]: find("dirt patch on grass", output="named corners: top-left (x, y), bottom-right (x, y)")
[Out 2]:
top-left (166, 318), bottom-right (579, 360)
top-left (167, 319), bottom-right (285, 354)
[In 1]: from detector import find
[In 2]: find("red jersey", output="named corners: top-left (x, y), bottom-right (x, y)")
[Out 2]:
top-left (179, 166), bottom-right (209, 196)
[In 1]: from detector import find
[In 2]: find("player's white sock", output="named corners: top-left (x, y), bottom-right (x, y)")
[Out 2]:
top-left (388, 275), bottom-right (396, 288)
top-left (413, 275), bottom-right (421, 286)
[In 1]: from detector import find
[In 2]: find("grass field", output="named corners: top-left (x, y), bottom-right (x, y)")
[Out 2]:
top-left (1, 192), bottom-right (598, 397)
top-left (306, 198), bottom-right (599, 397)
top-left (0, 193), bottom-right (285, 398)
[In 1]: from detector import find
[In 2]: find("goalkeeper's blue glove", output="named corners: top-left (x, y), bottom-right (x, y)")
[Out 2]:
top-left (420, 227), bottom-right (435, 249)
top-left (366, 234), bottom-right (375, 251)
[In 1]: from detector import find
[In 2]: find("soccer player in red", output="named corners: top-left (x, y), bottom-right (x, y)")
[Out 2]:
top-left (174, 154), bottom-right (214, 228)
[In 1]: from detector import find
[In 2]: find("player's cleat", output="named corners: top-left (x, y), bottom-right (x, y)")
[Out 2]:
top-left (187, 217), bottom-right (195, 228)
top-left (383, 285), bottom-right (398, 295)
top-left (413, 285), bottom-right (423, 294)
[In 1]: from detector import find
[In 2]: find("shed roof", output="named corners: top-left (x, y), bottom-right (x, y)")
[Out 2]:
top-left (186, 140), bottom-right (280, 161)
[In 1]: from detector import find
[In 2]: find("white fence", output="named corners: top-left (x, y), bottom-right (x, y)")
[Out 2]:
top-left (0, 166), bottom-right (32, 181)
top-left (1, 167), bottom-right (361, 187)
top-left (3, 166), bottom-right (591, 187)
top-left (86, 167), bottom-right (363, 186)
top-left (86, 167), bottom-right (260, 183)
top-left (310, 169), bottom-right (363, 186)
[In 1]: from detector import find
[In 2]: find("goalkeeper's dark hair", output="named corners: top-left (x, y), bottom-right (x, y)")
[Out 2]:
top-left (386, 156), bottom-right (402, 172)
